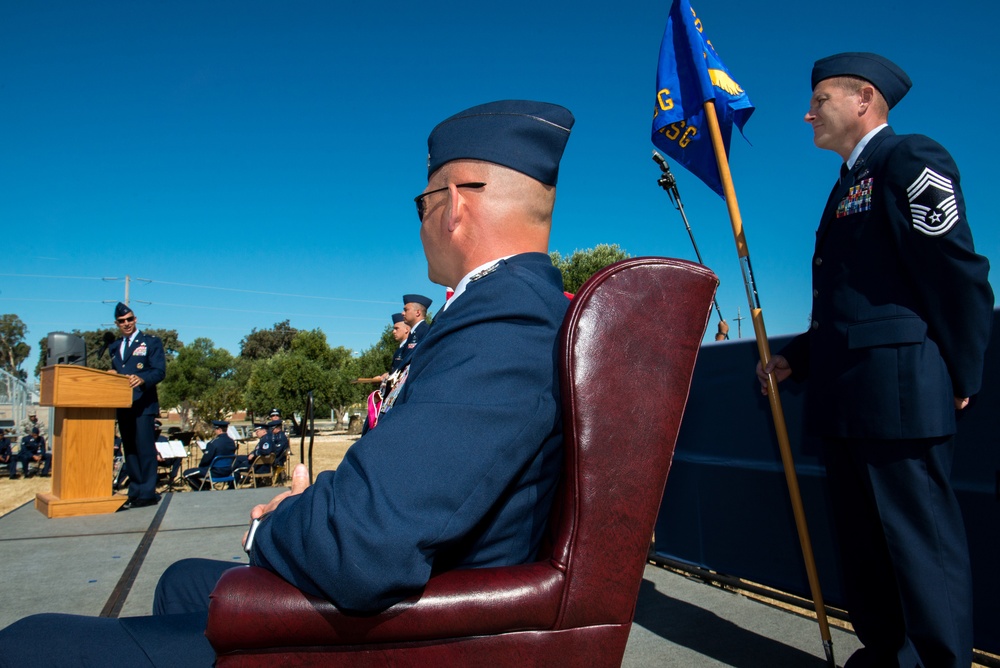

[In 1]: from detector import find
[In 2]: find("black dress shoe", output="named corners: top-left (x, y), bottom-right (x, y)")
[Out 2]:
top-left (120, 497), bottom-right (159, 510)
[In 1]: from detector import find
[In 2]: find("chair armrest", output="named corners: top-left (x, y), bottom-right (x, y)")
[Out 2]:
top-left (206, 561), bottom-right (564, 654)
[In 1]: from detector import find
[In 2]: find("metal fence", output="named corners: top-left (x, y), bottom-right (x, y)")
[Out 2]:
top-left (0, 368), bottom-right (31, 432)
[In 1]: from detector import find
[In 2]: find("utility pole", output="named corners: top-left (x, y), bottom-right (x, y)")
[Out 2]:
top-left (124, 274), bottom-right (130, 305)
top-left (734, 307), bottom-right (744, 339)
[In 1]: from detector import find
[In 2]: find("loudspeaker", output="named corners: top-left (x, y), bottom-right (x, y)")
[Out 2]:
top-left (46, 332), bottom-right (87, 366)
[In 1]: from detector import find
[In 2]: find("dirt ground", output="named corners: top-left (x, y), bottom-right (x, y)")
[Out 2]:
top-left (0, 432), bottom-right (358, 518)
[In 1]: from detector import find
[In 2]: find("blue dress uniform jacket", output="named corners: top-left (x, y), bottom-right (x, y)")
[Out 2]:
top-left (110, 331), bottom-right (167, 501)
top-left (199, 434), bottom-right (237, 478)
top-left (110, 332), bottom-right (167, 416)
top-left (398, 319), bottom-right (428, 369)
top-left (782, 128), bottom-right (993, 439)
top-left (250, 252), bottom-right (568, 613)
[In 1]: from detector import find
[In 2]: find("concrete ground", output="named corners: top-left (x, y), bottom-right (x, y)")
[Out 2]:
top-left (0, 489), bottom-right (863, 666)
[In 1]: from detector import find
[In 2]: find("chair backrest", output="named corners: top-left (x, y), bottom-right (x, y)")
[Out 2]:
top-left (209, 455), bottom-right (237, 482)
top-left (204, 257), bottom-right (718, 665)
top-left (547, 257), bottom-right (718, 631)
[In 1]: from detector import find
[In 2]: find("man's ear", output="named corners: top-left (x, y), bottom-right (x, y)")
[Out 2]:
top-left (447, 182), bottom-right (467, 232)
top-left (859, 84), bottom-right (875, 112)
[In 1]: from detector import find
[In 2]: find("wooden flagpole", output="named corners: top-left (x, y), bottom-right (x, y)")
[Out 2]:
top-left (702, 100), bottom-right (835, 667)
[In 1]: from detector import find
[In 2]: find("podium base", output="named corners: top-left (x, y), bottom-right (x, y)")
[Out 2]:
top-left (35, 492), bottom-right (127, 518)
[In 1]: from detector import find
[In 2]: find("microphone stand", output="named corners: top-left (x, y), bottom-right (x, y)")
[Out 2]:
top-left (652, 151), bottom-right (727, 331)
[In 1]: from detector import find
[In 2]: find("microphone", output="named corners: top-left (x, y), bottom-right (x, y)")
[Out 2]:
top-left (98, 332), bottom-right (116, 359)
top-left (652, 151), bottom-right (677, 192)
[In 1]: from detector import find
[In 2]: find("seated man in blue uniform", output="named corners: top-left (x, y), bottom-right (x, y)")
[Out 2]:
top-left (181, 420), bottom-right (237, 490)
top-left (233, 422), bottom-right (269, 480)
top-left (153, 419), bottom-right (183, 486)
top-left (0, 430), bottom-right (14, 478)
top-left (15, 427), bottom-right (51, 478)
top-left (756, 53), bottom-right (993, 668)
top-left (0, 99), bottom-right (574, 667)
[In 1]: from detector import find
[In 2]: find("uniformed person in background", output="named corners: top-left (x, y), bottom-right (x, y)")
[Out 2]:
top-left (757, 53), bottom-right (993, 668)
top-left (399, 293), bottom-right (432, 368)
top-left (234, 423), bottom-right (271, 484)
top-left (266, 418), bottom-right (290, 467)
top-left (154, 419), bottom-right (182, 488)
top-left (18, 413), bottom-right (44, 441)
top-left (1, 429), bottom-right (16, 479)
top-left (109, 302), bottom-right (167, 509)
top-left (389, 312), bottom-right (411, 373)
top-left (14, 427), bottom-right (51, 478)
top-left (182, 420), bottom-right (237, 490)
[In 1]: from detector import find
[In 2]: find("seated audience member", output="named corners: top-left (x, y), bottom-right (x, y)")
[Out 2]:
top-left (15, 427), bottom-right (51, 478)
top-left (233, 423), bottom-right (276, 483)
top-left (0, 99), bottom-right (575, 666)
top-left (265, 419), bottom-right (289, 465)
top-left (181, 420), bottom-right (237, 491)
top-left (153, 419), bottom-right (183, 486)
top-left (0, 430), bottom-right (13, 478)
top-left (19, 413), bottom-right (44, 441)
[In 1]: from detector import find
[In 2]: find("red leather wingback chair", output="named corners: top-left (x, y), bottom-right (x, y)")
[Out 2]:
top-left (206, 257), bottom-right (718, 666)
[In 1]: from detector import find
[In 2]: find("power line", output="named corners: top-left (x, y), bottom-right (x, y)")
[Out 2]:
top-left (137, 278), bottom-right (396, 305)
top-left (0, 272), bottom-right (397, 306)
top-left (149, 301), bottom-right (384, 321)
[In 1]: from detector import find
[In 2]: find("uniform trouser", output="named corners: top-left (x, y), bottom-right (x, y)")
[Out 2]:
top-left (0, 559), bottom-right (237, 667)
top-left (118, 409), bottom-right (158, 502)
top-left (823, 436), bottom-right (973, 668)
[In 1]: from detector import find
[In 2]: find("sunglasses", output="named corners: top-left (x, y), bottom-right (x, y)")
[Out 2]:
top-left (413, 182), bottom-right (486, 221)
top-left (116, 316), bottom-right (136, 324)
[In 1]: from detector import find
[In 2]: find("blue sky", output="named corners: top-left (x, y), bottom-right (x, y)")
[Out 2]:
top-left (2, 0), bottom-right (997, 377)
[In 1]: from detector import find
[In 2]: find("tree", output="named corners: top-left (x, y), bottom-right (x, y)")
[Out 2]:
top-left (0, 314), bottom-right (30, 380)
top-left (550, 243), bottom-right (632, 294)
top-left (158, 338), bottom-right (236, 430)
top-left (243, 329), bottom-right (358, 430)
top-left (240, 320), bottom-right (298, 360)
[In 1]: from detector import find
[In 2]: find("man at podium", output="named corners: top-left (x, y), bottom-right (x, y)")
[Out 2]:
top-left (108, 302), bottom-right (166, 510)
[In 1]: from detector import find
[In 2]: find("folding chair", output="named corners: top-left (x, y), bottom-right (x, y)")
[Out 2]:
top-left (238, 454), bottom-right (279, 489)
top-left (200, 455), bottom-right (238, 491)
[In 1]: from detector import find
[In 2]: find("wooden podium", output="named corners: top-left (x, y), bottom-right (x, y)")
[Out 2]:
top-left (36, 365), bottom-right (134, 518)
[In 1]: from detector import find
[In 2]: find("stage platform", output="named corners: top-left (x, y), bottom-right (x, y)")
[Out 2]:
top-left (0, 489), bottom-right (862, 666)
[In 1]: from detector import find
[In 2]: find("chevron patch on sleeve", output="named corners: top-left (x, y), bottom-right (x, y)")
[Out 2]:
top-left (906, 167), bottom-right (959, 237)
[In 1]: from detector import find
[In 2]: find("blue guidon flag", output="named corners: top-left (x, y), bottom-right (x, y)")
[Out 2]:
top-left (652, 0), bottom-right (754, 198)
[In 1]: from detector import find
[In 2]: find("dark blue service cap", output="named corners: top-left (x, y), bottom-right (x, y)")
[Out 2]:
top-left (266, 419), bottom-right (282, 428)
top-left (391, 312), bottom-right (405, 324)
top-left (114, 302), bottom-right (133, 318)
top-left (253, 423), bottom-right (267, 430)
top-left (403, 294), bottom-right (432, 308)
top-left (811, 52), bottom-right (911, 110)
top-left (31, 427), bottom-right (39, 435)
top-left (427, 100), bottom-right (574, 186)
top-left (211, 420), bottom-right (229, 429)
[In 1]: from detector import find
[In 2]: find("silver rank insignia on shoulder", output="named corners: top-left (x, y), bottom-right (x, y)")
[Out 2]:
top-left (907, 167), bottom-right (959, 237)
top-left (468, 263), bottom-right (500, 282)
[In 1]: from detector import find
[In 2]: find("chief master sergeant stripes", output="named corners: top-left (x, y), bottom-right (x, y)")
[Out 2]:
top-left (757, 52), bottom-right (993, 668)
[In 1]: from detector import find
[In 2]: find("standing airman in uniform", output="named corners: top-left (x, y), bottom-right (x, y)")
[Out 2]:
top-left (757, 53), bottom-right (993, 668)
